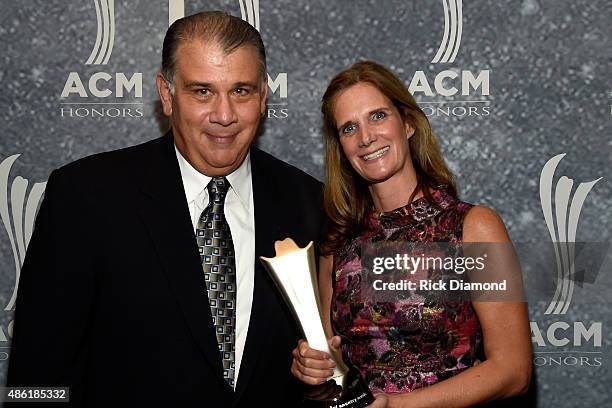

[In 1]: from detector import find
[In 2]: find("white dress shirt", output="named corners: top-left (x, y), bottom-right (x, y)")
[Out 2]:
top-left (175, 146), bottom-right (255, 388)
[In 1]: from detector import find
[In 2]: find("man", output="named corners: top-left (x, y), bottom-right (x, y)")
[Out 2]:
top-left (7, 11), bottom-right (323, 406)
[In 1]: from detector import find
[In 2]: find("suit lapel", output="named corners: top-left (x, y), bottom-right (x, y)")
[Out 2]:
top-left (137, 133), bottom-right (228, 388)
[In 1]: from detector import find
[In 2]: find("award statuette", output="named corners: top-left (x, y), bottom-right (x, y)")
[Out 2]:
top-left (260, 238), bottom-right (375, 408)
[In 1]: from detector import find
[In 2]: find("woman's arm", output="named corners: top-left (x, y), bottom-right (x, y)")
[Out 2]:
top-left (386, 206), bottom-right (532, 408)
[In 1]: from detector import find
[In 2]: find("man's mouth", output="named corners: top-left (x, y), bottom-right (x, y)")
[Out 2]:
top-left (206, 132), bottom-right (238, 143)
top-left (362, 146), bottom-right (390, 161)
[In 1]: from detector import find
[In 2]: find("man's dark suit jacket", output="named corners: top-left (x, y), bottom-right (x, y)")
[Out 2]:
top-left (7, 132), bottom-right (324, 407)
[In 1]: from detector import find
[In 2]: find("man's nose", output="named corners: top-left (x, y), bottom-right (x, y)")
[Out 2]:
top-left (209, 95), bottom-right (238, 126)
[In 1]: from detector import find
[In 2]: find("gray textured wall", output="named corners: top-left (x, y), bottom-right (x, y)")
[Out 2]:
top-left (1, 0), bottom-right (610, 405)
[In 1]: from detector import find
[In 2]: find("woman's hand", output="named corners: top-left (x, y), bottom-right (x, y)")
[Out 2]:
top-left (291, 336), bottom-right (341, 385)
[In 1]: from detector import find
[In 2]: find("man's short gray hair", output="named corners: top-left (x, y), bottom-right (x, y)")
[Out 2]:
top-left (161, 11), bottom-right (267, 93)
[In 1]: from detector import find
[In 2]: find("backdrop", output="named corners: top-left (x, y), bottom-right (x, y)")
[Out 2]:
top-left (1, 0), bottom-right (611, 406)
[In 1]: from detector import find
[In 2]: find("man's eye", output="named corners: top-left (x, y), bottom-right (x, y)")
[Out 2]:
top-left (234, 88), bottom-right (248, 96)
top-left (372, 111), bottom-right (386, 120)
top-left (196, 89), bottom-right (210, 96)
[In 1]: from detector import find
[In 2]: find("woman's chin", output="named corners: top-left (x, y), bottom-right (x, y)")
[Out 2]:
top-left (364, 173), bottom-right (394, 185)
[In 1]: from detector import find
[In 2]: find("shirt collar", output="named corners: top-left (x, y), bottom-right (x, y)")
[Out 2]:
top-left (174, 145), bottom-right (252, 211)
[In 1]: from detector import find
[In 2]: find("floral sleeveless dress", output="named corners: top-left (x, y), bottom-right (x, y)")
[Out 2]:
top-left (331, 188), bottom-right (483, 394)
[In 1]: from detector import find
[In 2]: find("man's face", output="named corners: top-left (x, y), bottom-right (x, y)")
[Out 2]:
top-left (157, 40), bottom-right (267, 176)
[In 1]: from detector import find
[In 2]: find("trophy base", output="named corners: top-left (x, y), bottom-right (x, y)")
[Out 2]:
top-left (303, 376), bottom-right (374, 408)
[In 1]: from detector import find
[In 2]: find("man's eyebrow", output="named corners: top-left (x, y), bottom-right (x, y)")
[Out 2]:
top-left (184, 81), bottom-right (213, 88)
top-left (183, 81), bottom-right (259, 89)
top-left (233, 81), bottom-right (258, 89)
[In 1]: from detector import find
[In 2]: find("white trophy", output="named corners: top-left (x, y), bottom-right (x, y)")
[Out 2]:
top-left (260, 238), bottom-right (374, 408)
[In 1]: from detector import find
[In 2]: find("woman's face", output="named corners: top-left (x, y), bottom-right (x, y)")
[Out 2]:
top-left (333, 82), bottom-right (415, 185)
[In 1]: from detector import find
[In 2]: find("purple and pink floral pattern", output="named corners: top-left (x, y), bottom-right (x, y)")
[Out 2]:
top-left (331, 188), bottom-right (483, 394)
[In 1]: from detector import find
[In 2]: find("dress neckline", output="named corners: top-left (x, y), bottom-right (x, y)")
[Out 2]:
top-left (365, 187), bottom-right (457, 230)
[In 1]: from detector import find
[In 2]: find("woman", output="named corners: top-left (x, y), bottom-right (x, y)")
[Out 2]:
top-left (291, 61), bottom-right (532, 407)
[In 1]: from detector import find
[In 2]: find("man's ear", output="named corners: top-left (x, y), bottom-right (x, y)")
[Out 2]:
top-left (260, 74), bottom-right (268, 116)
top-left (156, 73), bottom-right (173, 116)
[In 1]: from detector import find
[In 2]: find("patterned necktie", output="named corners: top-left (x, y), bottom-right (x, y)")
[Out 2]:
top-left (196, 176), bottom-right (236, 388)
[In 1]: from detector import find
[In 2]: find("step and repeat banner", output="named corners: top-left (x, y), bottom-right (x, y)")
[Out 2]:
top-left (0, 0), bottom-right (610, 405)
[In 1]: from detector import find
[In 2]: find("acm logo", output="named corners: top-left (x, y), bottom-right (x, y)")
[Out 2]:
top-left (530, 154), bottom-right (604, 368)
top-left (408, 0), bottom-right (490, 117)
top-left (431, 0), bottom-right (463, 64)
top-left (60, 0), bottom-right (144, 119)
top-left (0, 156), bottom-right (47, 359)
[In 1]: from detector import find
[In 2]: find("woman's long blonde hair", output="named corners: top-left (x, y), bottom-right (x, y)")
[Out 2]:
top-left (321, 61), bottom-right (457, 255)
